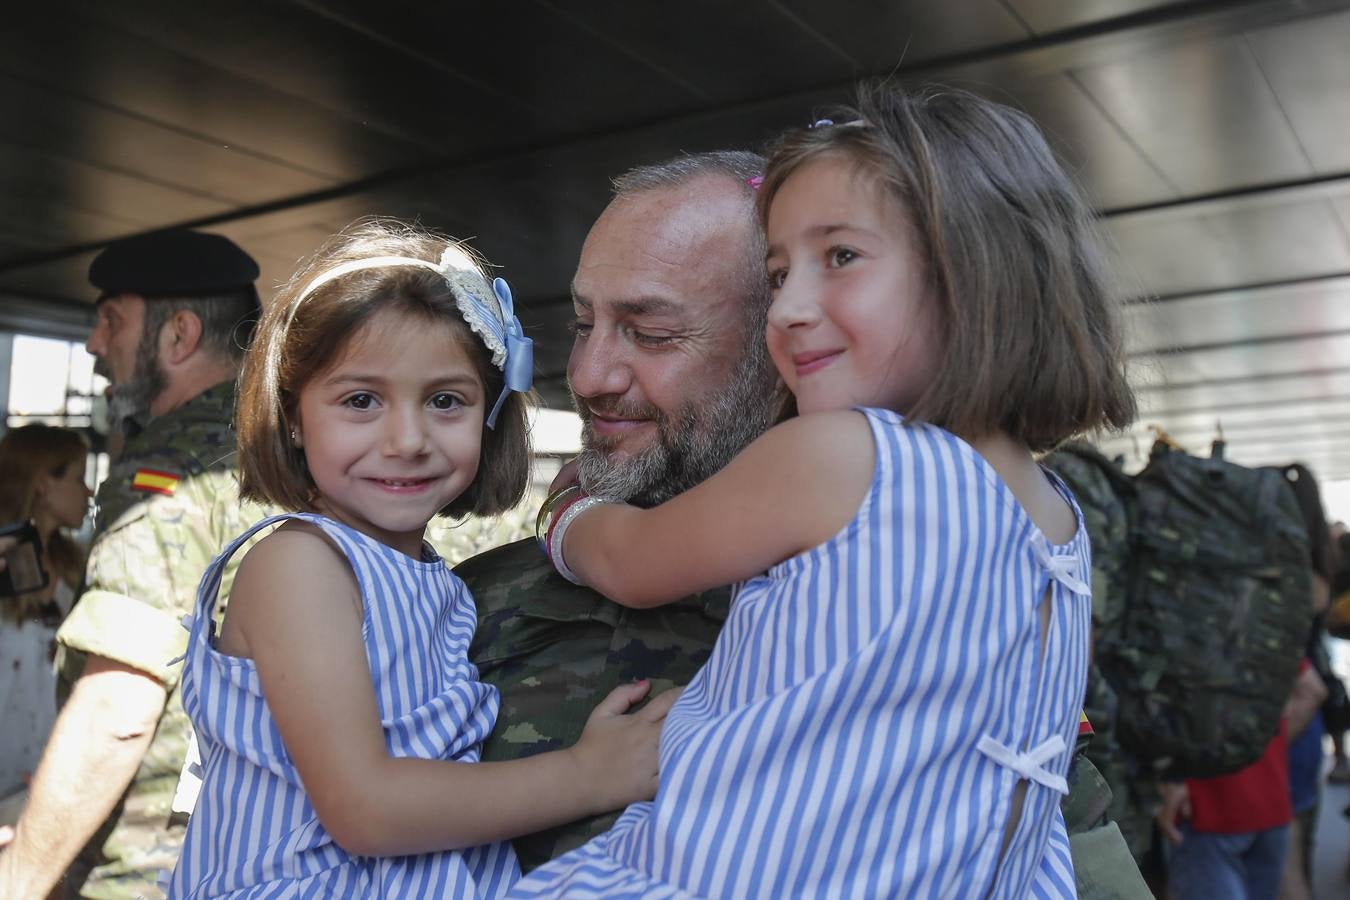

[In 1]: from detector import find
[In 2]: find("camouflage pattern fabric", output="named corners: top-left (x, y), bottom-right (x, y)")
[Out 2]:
top-left (1045, 444), bottom-right (1159, 865)
top-left (1104, 441), bottom-right (1313, 779)
top-left (1042, 442), bottom-right (1135, 638)
top-left (459, 538), bottom-right (728, 872)
top-left (424, 487), bottom-right (545, 568)
top-left (53, 381), bottom-right (270, 900)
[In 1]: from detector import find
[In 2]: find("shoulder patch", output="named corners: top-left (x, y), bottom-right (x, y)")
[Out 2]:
top-left (132, 468), bottom-right (180, 496)
top-left (1079, 710), bottom-right (1094, 737)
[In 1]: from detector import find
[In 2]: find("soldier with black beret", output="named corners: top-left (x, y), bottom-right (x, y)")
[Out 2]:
top-left (0, 229), bottom-right (270, 900)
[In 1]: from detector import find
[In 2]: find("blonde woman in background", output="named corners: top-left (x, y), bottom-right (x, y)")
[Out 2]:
top-left (0, 424), bottom-right (92, 797)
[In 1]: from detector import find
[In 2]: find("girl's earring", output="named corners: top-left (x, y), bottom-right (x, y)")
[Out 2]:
top-left (290, 428), bottom-right (300, 446)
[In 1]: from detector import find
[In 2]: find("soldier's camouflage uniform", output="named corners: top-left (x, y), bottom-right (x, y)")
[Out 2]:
top-left (53, 381), bottom-right (268, 900)
top-left (459, 538), bottom-right (728, 872)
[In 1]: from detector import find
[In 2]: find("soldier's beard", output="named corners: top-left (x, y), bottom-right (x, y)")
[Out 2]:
top-left (572, 345), bottom-right (779, 508)
top-left (101, 331), bottom-right (167, 435)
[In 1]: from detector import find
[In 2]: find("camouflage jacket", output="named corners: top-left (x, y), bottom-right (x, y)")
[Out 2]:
top-left (458, 538), bottom-right (728, 872)
top-left (54, 380), bottom-right (268, 899)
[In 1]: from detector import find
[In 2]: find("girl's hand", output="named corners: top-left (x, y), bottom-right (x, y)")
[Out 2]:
top-left (568, 681), bottom-right (682, 814)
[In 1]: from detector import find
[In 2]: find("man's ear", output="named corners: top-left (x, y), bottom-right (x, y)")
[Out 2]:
top-left (162, 309), bottom-right (204, 365)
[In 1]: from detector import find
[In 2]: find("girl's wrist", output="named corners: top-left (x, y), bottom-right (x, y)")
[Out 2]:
top-left (559, 742), bottom-right (609, 818)
top-left (548, 496), bottom-right (611, 586)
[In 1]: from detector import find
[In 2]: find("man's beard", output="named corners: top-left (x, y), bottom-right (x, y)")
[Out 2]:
top-left (101, 328), bottom-right (167, 435)
top-left (572, 341), bottom-right (779, 508)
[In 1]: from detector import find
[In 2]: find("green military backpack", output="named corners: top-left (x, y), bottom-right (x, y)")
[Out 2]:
top-left (1044, 444), bottom-right (1137, 825)
top-left (1043, 442), bottom-right (1135, 638)
top-left (1102, 440), bottom-right (1313, 779)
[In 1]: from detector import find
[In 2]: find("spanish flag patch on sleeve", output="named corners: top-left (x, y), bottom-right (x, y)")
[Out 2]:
top-left (132, 468), bottom-right (180, 496)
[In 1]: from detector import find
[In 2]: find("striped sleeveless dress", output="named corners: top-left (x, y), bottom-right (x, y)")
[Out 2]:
top-left (510, 409), bottom-right (1090, 898)
top-left (169, 513), bottom-right (520, 898)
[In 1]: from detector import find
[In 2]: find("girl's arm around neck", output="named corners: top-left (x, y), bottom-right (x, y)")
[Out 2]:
top-left (225, 527), bottom-right (673, 858)
top-left (567, 409), bottom-right (876, 607)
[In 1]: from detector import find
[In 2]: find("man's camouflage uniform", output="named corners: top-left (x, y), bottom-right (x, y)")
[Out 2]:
top-left (462, 533), bottom-right (1153, 895)
top-left (54, 381), bottom-right (266, 899)
top-left (459, 538), bottom-right (728, 872)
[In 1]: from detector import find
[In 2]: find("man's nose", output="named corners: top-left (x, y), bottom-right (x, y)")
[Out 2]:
top-left (567, 331), bottom-right (632, 400)
top-left (86, 319), bottom-right (108, 357)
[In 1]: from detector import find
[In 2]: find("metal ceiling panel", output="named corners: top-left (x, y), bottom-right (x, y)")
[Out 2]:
top-left (1, 4), bottom-right (424, 181)
top-left (1136, 331), bottom-right (1350, 385)
top-left (1073, 32), bottom-right (1312, 195)
top-left (0, 72), bottom-right (337, 208)
top-left (538, 1), bottom-right (854, 102)
top-left (772, 0), bottom-right (1029, 69)
top-left (1133, 364), bottom-right (1350, 413)
top-left (1246, 9), bottom-right (1350, 173)
top-left (1009, 0), bottom-right (1196, 33)
top-left (102, 0), bottom-right (716, 149)
top-left (79, 1), bottom-right (511, 149)
top-left (0, 254), bottom-right (102, 307)
top-left (1333, 196), bottom-right (1350, 246)
top-left (0, 144), bottom-right (232, 248)
top-left (1105, 197), bottom-right (1350, 297)
top-left (995, 72), bottom-right (1176, 208)
top-left (1120, 395), bottom-right (1350, 437)
top-left (1126, 276), bottom-right (1350, 352)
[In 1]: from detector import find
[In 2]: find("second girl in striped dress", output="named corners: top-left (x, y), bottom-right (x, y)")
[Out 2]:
top-left (168, 221), bottom-right (676, 898)
top-left (517, 85), bottom-right (1138, 898)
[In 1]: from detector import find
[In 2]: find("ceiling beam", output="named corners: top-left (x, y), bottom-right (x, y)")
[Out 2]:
top-left (2, 0), bottom-right (1344, 278)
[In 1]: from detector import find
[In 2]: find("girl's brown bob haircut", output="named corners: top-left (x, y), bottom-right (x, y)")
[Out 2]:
top-left (757, 83), bottom-right (1136, 451)
top-left (236, 219), bottom-right (531, 519)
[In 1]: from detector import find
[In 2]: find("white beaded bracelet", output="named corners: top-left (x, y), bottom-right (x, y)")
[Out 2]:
top-left (548, 495), bottom-right (610, 585)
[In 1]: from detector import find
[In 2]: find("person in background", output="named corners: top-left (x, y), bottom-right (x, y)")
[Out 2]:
top-left (0, 228), bottom-right (266, 899)
top-left (0, 425), bottom-right (92, 797)
top-left (1275, 464), bottom-right (1335, 899)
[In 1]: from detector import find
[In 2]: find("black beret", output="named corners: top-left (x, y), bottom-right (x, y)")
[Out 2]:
top-left (89, 229), bottom-right (260, 299)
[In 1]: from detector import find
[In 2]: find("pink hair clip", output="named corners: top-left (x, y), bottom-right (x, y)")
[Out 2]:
top-left (746, 175), bottom-right (764, 190)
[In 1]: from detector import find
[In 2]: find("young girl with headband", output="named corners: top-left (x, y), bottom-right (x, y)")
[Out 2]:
top-left (168, 221), bottom-right (675, 898)
top-left (514, 85), bottom-right (1136, 898)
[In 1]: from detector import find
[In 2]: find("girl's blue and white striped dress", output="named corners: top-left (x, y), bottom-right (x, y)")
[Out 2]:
top-left (169, 512), bottom-right (520, 898)
top-left (510, 409), bottom-right (1091, 899)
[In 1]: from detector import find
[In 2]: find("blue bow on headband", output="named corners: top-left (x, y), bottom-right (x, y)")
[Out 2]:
top-left (456, 276), bottom-right (533, 428)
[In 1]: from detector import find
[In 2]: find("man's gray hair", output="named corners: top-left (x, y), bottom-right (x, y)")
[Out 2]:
top-left (612, 151), bottom-right (771, 345)
top-left (611, 150), bottom-right (765, 198)
top-left (141, 290), bottom-right (260, 363)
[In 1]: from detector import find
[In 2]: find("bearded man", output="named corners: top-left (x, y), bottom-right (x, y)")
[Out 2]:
top-left (459, 151), bottom-right (780, 870)
top-left (0, 229), bottom-right (267, 899)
